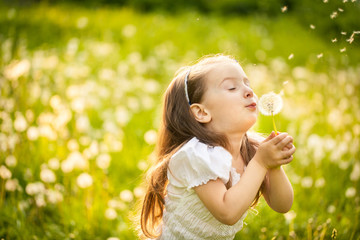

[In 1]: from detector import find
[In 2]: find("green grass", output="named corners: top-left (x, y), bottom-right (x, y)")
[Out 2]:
top-left (0, 3), bottom-right (359, 240)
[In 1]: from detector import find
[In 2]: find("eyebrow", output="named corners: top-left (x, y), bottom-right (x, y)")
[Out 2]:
top-left (219, 77), bottom-right (250, 86)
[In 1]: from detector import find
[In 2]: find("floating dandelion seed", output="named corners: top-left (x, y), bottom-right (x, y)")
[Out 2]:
top-left (338, 8), bottom-right (344, 12)
top-left (310, 24), bottom-right (316, 29)
top-left (288, 53), bottom-right (294, 60)
top-left (323, 0), bottom-right (328, 2)
top-left (330, 11), bottom-right (338, 19)
top-left (281, 6), bottom-right (288, 12)
top-left (317, 53), bottom-right (324, 58)
top-left (340, 47), bottom-right (346, 52)
top-left (347, 35), bottom-right (354, 44)
top-left (258, 92), bottom-right (283, 135)
top-left (343, 0), bottom-right (348, 2)
top-left (341, 32), bottom-right (347, 35)
top-left (331, 38), bottom-right (337, 43)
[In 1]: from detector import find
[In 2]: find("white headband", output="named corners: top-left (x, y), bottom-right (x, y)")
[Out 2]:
top-left (184, 69), bottom-right (191, 105)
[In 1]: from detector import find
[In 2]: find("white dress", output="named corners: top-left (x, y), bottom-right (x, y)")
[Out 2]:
top-left (159, 137), bottom-right (247, 240)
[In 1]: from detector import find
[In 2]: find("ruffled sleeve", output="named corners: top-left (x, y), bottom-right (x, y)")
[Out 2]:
top-left (168, 137), bottom-right (232, 190)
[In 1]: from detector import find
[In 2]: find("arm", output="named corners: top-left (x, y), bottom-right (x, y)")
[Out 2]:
top-left (194, 132), bottom-right (295, 225)
top-left (194, 158), bottom-right (267, 225)
top-left (263, 166), bottom-right (294, 213)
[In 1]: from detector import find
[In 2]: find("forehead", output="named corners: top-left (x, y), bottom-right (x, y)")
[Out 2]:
top-left (205, 62), bottom-right (247, 86)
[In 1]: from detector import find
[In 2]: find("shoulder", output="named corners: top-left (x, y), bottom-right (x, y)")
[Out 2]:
top-left (168, 137), bottom-right (232, 189)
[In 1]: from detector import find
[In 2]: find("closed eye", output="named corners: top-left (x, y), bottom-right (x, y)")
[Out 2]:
top-left (228, 87), bottom-right (236, 91)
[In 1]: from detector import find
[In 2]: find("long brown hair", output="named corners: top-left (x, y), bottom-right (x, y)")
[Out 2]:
top-left (139, 54), bottom-right (264, 238)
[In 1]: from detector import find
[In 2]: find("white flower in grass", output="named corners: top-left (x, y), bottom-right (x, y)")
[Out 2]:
top-left (5, 179), bottom-right (19, 192)
top-left (345, 187), bottom-right (356, 198)
top-left (40, 168), bottom-right (56, 183)
top-left (26, 182), bottom-right (45, 196)
top-left (76, 173), bottom-right (93, 189)
top-left (0, 165), bottom-right (12, 179)
top-left (14, 112), bottom-right (28, 132)
top-left (144, 130), bottom-right (157, 145)
top-left (48, 158), bottom-right (60, 170)
top-left (46, 189), bottom-right (63, 204)
top-left (120, 189), bottom-right (134, 202)
top-left (258, 92), bottom-right (283, 116)
top-left (5, 155), bottom-right (17, 167)
top-left (105, 208), bottom-right (118, 220)
top-left (27, 126), bottom-right (39, 141)
top-left (96, 153), bottom-right (111, 169)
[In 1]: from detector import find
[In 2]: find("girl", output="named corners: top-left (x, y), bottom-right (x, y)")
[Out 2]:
top-left (139, 54), bottom-right (296, 239)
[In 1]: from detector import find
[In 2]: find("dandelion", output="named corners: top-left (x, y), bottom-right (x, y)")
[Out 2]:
top-left (284, 210), bottom-right (296, 223)
top-left (258, 92), bottom-right (283, 135)
top-left (288, 53), bottom-right (294, 60)
top-left (5, 155), bottom-right (17, 167)
top-left (76, 173), bottom-right (93, 189)
top-left (301, 176), bottom-right (313, 188)
top-left (0, 165), bottom-right (12, 179)
top-left (96, 153), bottom-right (111, 169)
top-left (310, 24), bottom-right (316, 29)
top-left (48, 158), bottom-right (60, 170)
top-left (27, 126), bottom-right (39, 141)
top-left (76, 17), bottom-right (88, 29)
top-left (327, 205), bottom-right (336, 213)
top-left (5, 179), bottom-right (19, 192)
top-left (317, 53), bottom-right (323, 59)
top-left (345, 187), bottom-right (356, 198)
top-left (281, 6), bottom-right (288, 12)
top-left (120, 189), bottom-right (134, 202)
top-left (14, 112), bottom-right (27, 132)
top-left (144, 130), bottom-right (158, 145)
top-left (134, 186), bottom-right (145, 198)
top-left (4, 59), bottom-right (31, 80)
top-left (105, 208), bottom-right (117, 220)
top-left (46, 189), bottom-right (63, 204)
top-left (330, 11), bottom-right (338, 19)
top-left (350, 162), bottom-right (360, 181)
top-left (25, 182), bottom-right (45, 196)
top-left (40, 168), bottom-right (56, 183)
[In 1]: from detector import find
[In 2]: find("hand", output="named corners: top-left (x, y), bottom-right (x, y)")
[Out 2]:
top-left (253, 132), bottom-right (296, 169)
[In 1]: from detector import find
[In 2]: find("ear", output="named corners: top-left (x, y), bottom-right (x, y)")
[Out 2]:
top-left (190, 104), bottom-right (211, 123)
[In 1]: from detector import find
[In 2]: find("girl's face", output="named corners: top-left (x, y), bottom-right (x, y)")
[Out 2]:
top-left (195, 61), bottom-right (258, 135)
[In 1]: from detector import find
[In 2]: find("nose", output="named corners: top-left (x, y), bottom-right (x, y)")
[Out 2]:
top-left (244, 86), bottom-right (254, 98)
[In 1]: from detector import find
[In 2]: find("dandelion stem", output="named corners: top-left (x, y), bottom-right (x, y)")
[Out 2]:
top-left (271, 111), bottom-right (278, 135)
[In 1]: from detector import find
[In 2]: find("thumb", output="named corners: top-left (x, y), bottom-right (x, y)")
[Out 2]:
top-left (263, 131), bottom-right (276, 142)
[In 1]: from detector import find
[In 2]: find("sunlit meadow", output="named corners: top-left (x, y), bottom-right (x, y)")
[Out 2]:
top-left (0, 2), bottom-right (359, 240)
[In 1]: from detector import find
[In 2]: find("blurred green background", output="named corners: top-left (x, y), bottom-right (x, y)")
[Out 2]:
top-left (0, 0), bottom-right (359, 239)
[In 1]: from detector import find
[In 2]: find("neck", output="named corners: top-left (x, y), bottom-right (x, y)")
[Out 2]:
top-left (226, 132), bottom-right (246, 160)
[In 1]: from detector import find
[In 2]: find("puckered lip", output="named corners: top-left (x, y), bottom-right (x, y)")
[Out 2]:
top-left (246, 102), bottom-right (257, 107)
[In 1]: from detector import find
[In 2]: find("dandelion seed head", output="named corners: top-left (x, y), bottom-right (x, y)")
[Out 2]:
top-left (330, 11), bottom-right (338, 19)
top-left (258, 92), bottom-right (283, 116)
top-left (345, 187), bottom-right (356, 198)
top-left (76, 173), bottom-right (93, 189)
top-left (96, 153), bottom-right (111, 169)
top-left (105, 208), bottom-right (117, 220)
top-left (0, 165), bottom-right (12, 179)
top-left (120, 189), bottom-right (134, 202)
top-left (5, 155), bottom-right (17, 167)
top-left (40, 168), bottom-right (56, 183)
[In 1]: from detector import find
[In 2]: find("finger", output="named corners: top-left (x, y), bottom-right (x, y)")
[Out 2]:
top-left (263, 131), bottom-right (276, 142)
top-left (283, 142), bottom-right (293, 150)
top-left (277, 136), bottom-right (294, 149)
top-left (281, 145), bottom-right (296, 158)
top-left (280, 155), bottom-right (294, 165)
top-left (269, 132), bottom-right (288, 145)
